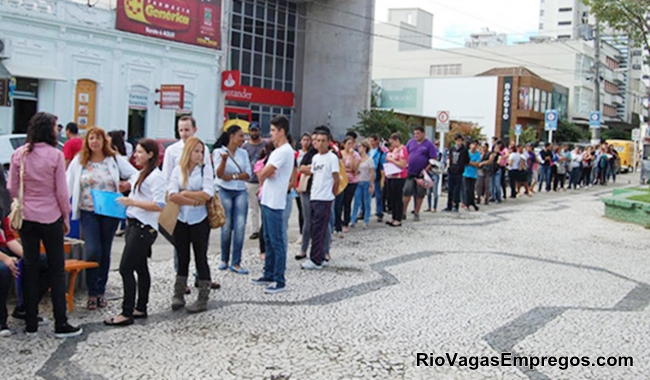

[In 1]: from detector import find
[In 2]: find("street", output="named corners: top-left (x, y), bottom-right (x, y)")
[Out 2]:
top-left (2, 173), bottom-right (650, 380)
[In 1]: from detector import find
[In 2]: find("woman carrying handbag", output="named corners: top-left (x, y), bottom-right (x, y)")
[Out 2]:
top-left (212, 126), bottom-right (252, 275)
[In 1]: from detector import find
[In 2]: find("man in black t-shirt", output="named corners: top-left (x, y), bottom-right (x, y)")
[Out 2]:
top-left (444, 134), bottom-right (470, 212)
top-left (538, 143), bottom-right (553, 192)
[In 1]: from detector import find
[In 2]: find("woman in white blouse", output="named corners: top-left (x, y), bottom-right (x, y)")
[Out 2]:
top-left (66, 127), bottom-right (137, 311)
top-left (104, 139), bottom-right (165, 326)
top-left (213, 126), bottom-right (252, 274)
top-left (168, 137), bottom-right (214, 313)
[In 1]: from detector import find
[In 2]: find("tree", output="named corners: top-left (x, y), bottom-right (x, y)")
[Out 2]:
top-left (443, 122), bottom-right (485, 148)
top-left (584, 0), bottom-right (650, 58)
top-left (601, 128), bottom-right (631, 140)
top-left (511, 127), bottom-right (539, 145)
top-left (349, 109), bottom-right (411, 142)
top-left (554, 120), bottom-right (589, 143)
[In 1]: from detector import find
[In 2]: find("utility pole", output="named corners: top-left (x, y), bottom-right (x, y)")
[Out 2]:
top-left (592, 16), bottom-right (601, 144)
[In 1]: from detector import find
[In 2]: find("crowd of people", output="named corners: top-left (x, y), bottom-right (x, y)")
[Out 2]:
top-left (0, 112), bottom-right (624, 338)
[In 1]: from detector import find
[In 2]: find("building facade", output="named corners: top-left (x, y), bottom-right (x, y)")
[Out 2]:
top-left (224, 0), bottom-right (374, 139)
top-left (0, 0), bottom-right (222, 143)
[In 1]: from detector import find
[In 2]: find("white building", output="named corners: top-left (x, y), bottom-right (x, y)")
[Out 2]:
top-left (465, 28), bottom-right (507, 48)
top-left (538, 0), bottom-right (591, 40)
top-left (0, 0), bottom-right (222, 143)
top-left (372, 15), bottom-right (647, 130)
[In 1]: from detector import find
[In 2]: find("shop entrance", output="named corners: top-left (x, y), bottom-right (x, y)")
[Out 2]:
top-left (128, 109), bottom-right (147, 142)
top-left (12, 77), bottom-right (39, 134)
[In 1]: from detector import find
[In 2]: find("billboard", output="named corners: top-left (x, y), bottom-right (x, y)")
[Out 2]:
top-left (116, 0), bottom-right (222, 50)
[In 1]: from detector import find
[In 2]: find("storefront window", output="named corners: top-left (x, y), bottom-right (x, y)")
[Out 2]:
top-left (533, 88), bottom-right (541, 112)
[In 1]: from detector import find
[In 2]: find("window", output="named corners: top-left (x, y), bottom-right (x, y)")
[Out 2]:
top-left (559, 7), bottom-right (572, 12)
top-left (540, 10), bottom-right (544, 16)
top-left (429, 64), bottom-right (462, 77)
top-left (558, 21), bottom-right (572, 26)
top-left (539, 23), bottom-right (544, 30)
top-left (558, 35), bottom-right (571, 39)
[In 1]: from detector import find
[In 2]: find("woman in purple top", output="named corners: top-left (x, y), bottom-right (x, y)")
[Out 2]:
top-left (8, 112), bottom-right (82, 338)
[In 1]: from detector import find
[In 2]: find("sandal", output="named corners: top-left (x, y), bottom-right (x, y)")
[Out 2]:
top-left (87, 297), bottom-right (98, 311)
top-left (104, 315), bottom-right (134, 327)
top-left (133, 310), bottom-right (148, 319)
top-left (97, 296), bottom-right (107, 308)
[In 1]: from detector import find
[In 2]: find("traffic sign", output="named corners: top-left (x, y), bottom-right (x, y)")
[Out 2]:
top-left (589, 111), bottom-right (601, 129)
top-left (514, 124), bottom-right (522, 136)
top-left (632, 128), bottom-right (640, 141)
top-left (544, 110), bottom-right (558, 131)
top-left (437, 110), bottom-right (450, 133)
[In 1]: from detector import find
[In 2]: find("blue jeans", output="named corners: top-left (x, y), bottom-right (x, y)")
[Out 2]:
top-left (538, 166), bottom-right (551, 192)
top-left (351, 181), bottom-right (371, 225)
top-left (490, 169), bottom-right (502, 202)
top-left (80, 211), bottom-right (121, 297)
top-left (218, 187), bottom-right (248, 267)
top-left (262, 205), bottom-right (287, 287)
top-left (427, 174), bottom-right (440, 210)
top-left (373, 178), bottom-right (383, 217)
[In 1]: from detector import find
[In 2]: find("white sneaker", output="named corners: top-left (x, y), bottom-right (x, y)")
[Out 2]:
top-left (321, 260), bottom-right (329, 268)
top-left (0, 326), bottom-right (11, 337)
top-left (301, 259), bottom-right (323, 270)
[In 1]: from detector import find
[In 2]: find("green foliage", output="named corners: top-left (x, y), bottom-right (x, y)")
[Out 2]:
top-left (584, 0), bottom-right (650, 58)
top-left (443, 122), bottom-right (485, 148)
top-left (601, 128), bottom-right (631, 141)
top-left (349, 109), bottom-right (411, 142)
top-left (509, 127), bottom-right (538, 145)
top-left (555, 120), bottom-right (589, 143)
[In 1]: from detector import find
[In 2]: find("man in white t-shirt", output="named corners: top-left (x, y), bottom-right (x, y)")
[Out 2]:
top-left (160, 115), bottom-right (216, 291)
top-left (301, 130), bottom-right (339, 270)
top-left (250, 115), bottom-right (295, 294)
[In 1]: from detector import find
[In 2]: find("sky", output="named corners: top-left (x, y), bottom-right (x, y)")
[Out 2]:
top-left (374, 0), bottom-right (541, 48)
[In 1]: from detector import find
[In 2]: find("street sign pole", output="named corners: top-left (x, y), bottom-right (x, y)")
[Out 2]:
top-left (548, 129), bottom-right (553, 144)
top-left (436, 110), bottom-right (450, 203)
top-left (437, 130), bottom-right (445, 203)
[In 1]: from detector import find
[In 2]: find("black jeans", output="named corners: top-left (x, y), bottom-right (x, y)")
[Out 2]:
top-left (464, 177), bottom-right (477, 207)
top-left (20, 218), bottom-right (68, 331)
top-left (309, 200), bottom-right (333, 265)
top-left (387, 178), bottom-right (406, 222)
top-left (174, 218), bottom-right (211, 281)
top-left (342, 183), bottom-right (357, 227)
top-left (296, 196), bottom-right (304, 235)
top-left (447, 174), bottom-right (463, 210)
top-left (120, 219), bottom-right (157, 317)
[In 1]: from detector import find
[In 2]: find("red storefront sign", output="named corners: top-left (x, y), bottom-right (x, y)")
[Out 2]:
top-left (156, 84), bottom-right (185, 110)
top-left (222, 71), bottom-right (294, 107)
top-left (116, 0), bottom-right (221, 50)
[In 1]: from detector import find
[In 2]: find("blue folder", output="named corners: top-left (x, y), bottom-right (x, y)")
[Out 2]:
top-left (91, 189), bottom-right (127, 219)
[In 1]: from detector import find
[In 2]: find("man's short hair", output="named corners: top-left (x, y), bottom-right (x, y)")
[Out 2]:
top-left (454, 134), bottom-right (463, 141)
top-left (270, 115), bottom-right (290, 136)
top-left (414, 126), bottom-right (425, 133)
top-left (179, 115), bottom-right (196, 128)
top-left (66, 122), bottom-right (78, 134)
top-left (369, 133), bottom-right (380, 141)
top-left (314, 129), bottom-right (331, 141)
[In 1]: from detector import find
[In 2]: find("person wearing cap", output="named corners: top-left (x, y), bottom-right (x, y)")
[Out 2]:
top-left (242, 122), bottom-right (265, 240)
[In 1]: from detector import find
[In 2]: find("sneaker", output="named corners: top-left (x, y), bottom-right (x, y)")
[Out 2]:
top-left (229, 266), bottom-right (249, 275)
top-left (54, 323), bottom-right (83, 339)
top-left (321, 260), bottom-right (329, 268)
top-left (363, 223), bottom-right (369, 229)
top-left (218, 262), bottom-right (228, 271)
top-left (453, 207), bottom-right (459, 213)
top-left (0, 325), bottom-right (10, 337)
top-left (24, 328), bottom-right (37, 337)
top-left (301, 259), bottom-right (322, 270)
top-left (12, 309), bottom-right (49, 326)
top-left (264, 284), bottom-right (286, 294)
top-left (250, 277), bottom-right (274, 286)
top-left (413, 213), bottom-right (420, 222)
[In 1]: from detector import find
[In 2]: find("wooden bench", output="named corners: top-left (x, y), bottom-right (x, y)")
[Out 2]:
top-left (40, 239), bottom-right (96, 312)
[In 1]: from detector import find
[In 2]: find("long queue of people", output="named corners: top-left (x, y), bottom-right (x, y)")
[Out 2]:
top-left (0, 112), bottom-right (622, 338)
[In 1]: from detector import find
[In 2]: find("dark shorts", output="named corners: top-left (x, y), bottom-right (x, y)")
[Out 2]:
top-left (402, 176), bottom-right (426, 198)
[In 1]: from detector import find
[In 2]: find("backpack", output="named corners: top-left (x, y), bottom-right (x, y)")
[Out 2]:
top-left (374, 149), bottom-right (384, 181)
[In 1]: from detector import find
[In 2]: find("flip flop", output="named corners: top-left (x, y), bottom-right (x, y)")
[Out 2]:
top-left (104, 316), bottom-right (134, 327)
top-left (133, 311), bottom-right (148, 319)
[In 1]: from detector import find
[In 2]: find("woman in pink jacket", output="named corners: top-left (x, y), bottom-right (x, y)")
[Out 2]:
top-left (9, 112), bottom-right (82, 339)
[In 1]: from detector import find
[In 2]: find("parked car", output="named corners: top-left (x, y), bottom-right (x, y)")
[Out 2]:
top-left (1, 134), bottom-right (64, 173)
top-left (129, 138), bottom-right (178, 169)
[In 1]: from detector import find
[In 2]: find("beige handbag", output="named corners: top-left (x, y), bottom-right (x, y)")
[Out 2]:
top-left (9, 148), bottom-right (26, 230)
top-left (296, 173), bottom-right (311, 193)
top-left (158, 195), bottom-right (180, 238)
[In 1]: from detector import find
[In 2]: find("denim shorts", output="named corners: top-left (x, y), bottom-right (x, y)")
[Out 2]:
top-left (402, 176), bottom-right (426, 198)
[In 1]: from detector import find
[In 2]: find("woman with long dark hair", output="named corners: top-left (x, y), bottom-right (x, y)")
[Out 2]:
top-left (9, 112), bottom-right (82, 338)
top-left (105, 139), bottom-right (164, 326)
top-left (340, 136), bottom-right (359, 233)
top-left (384, 133), bottom-right (408, 227)
top-left (213, 126), bottom-right (252, 275)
